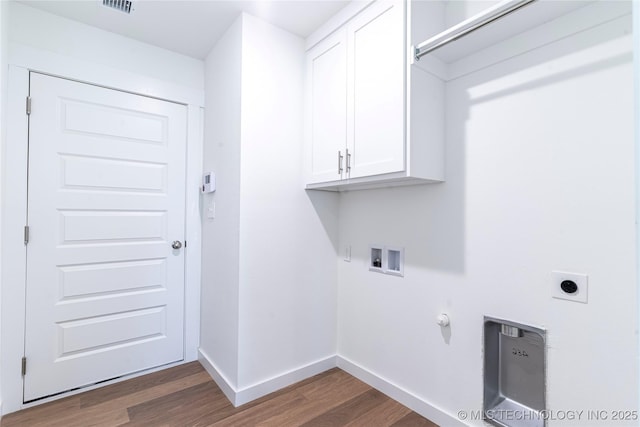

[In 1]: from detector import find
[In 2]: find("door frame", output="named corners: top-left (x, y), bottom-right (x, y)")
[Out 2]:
top-left (1, 48), bottom-right (204, 415)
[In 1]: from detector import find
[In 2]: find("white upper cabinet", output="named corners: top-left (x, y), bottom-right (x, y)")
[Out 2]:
top-left (305, 0), bottom-right (445, 190)
top-left (347, 0), bottom-right (404, 179)
top-left (306, 29), bottom-right (347, 184)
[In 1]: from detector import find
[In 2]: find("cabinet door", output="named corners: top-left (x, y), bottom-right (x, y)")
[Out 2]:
top-left (306, 29), bottom-right (347, 184)
top-left (347, 0), bottom-right (405, 179)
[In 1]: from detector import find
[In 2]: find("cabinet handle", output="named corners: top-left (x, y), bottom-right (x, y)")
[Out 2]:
top-left (338, 151), bottom-right (344, 175)
top-left (346, 149), bottom-right (351, 173)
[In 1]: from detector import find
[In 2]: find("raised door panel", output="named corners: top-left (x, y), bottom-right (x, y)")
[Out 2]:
top-left (306, 29), bottom-right (348, 184)
top-left (348, 0), bottom-right (405, 179)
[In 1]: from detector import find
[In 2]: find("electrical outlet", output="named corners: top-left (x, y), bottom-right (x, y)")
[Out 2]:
top-left (343, 245), bottom-right (351, 262)
top-left (552, 271), bottom-right (588, 303)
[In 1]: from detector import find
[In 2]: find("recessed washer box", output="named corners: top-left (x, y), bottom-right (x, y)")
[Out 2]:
top-left (369, 245), bottom-right (383, 272)
top-left (369, 245), bottom-right (404, 277)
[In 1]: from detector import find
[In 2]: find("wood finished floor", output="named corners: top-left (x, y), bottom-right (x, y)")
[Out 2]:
top-left (0, 362), bottom-right (438, 427)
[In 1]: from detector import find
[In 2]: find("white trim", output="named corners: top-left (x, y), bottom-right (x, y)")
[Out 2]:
top-left (235, 356), bottom-right (337, 406)
top-left (305, 0), bottom-right (373, 51)
top-left (199, 348), bottom-right (336, 407)
top-left (1, 65), bottom-right (30, 416)
top-left (1, 43), bottom-right (204, 414)
top-left (336, 355), bottom-right (467, 427)
top-left (9, 42), bottom-right (204, 107)
top-left (197, 348), bottom-right (238, 406)
top-left (633, 0), bottom-right (640, 418)
top-left (184, 105), bottom-right (204, 362)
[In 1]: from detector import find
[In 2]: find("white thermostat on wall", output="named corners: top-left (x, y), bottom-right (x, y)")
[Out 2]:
top-left (202, 172), bottom-right (216, 193)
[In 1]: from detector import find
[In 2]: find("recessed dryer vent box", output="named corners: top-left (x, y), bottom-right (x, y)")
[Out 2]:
top-left (484, 317), bottom-right (546, 427)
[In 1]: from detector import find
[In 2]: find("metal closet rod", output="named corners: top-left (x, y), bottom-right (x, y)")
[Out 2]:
top-left (414, 0), bottom-right (537, 61)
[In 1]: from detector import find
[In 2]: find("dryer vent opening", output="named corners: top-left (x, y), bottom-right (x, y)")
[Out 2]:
top-left (484, 317), bottom-right (546, 427)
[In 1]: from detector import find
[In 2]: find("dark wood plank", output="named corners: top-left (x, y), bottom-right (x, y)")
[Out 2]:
top-left (210, 392), bottom-right (307, 426)
top-left (344, 398), bottom-right (412, 426)
top-left (2, 369), bottom-right (211, 427)
top-left (0, 396), bottom-right (81, 427)
top-left (80, 362), bottom-right (204, 408)
top-left (81, 370), bottom-right (212, 419)
top-left (256, 370), bottom-right (371, 427)
top-left (124, 381), bottom-right (228, 426)
top-left (390, 411), bottom-right (440, 427)
top-left (299, 389), bottom-right (388, 426)
top-left (190, 368), bottom-right (348, 427)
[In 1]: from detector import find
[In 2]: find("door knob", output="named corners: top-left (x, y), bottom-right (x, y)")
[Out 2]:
top-left (171, 240), bottom-right (183, 250)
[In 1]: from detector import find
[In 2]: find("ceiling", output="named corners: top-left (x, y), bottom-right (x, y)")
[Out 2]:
top-left (17, 0), bottom-right (350, 59)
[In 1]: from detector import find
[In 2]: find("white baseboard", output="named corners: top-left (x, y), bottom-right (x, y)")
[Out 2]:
top-left (336, 355), bottom-right (466, 427)
top-left (198, 348), bottom-right (336, 407)
top-left (198, 350), bottom-right (466, 426)
top-left (235, 355), bottom-right (337, 406)
top-left (198, 348), bottom-right (237, 405)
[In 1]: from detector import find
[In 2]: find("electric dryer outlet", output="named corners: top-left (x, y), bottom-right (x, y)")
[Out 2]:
top-left (551, 271), bottom-right (588, 303)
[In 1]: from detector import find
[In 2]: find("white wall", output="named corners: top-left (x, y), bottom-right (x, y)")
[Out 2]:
top-left (200, 16), bottom-right (243, 389)
top-left (338, 9), bottom-right (637, 427)
top-left (200, 13), bottom-right (339, 402)
top-left (237, 14), bottom-right (338, 391)
top-left (444, 1), bottom-right (500, 28)
top-left (8, 2), bottom-right (204, 92)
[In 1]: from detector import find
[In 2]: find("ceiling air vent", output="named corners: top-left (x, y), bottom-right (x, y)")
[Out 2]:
top-left (102, 0), bottom-right (134, 14)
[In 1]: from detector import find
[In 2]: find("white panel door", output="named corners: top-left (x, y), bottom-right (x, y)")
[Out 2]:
top-left (348, 0), bottom-right (405, 178)
top-left (24, 73), bottom-right (187, 401)
top-left (306, 29), bottom-right (348, 184)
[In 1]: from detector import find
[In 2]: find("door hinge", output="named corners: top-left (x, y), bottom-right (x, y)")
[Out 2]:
top-left (21, 357), bottom-right (26, 376)
top-left (26, 96), bottom-right (32, 116)
top-left (24, 225), bottom-right (30, 245)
